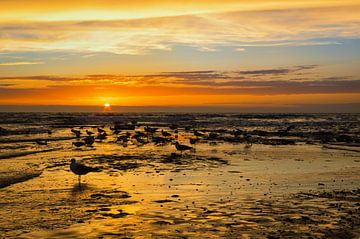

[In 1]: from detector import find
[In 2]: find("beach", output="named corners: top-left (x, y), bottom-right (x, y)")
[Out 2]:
top-left (0, 113), bottom-right (359, 238)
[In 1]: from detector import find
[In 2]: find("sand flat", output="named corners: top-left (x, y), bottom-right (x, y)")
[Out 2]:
top-left (0, 113), bottom-right (359, 238)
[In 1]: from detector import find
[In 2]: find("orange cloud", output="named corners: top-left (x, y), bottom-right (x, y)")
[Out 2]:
top-left (0, 3), bottom-right (359, 54)
top-left (0, 65), bottom-right (359, 106)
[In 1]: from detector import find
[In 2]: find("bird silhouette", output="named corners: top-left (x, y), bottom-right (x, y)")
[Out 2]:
top-left (194, 130), bottom-right (204, 137)
top-left (71, 129), bottom-right (81, 138)
top-left (35, 139), bottom-right (48, 145)
top-left (72, 141), bottom-right (85, 147)
top-left (189, 137), bottom-right (198, 145)
top-left (83, 136), bottom-right (95, 146)
top-left (70, 158), bottom-right (100, 185)
top-left (161, 129), bottom-right (171, 137)
top-left (175, 142), bottom-right (193, 154)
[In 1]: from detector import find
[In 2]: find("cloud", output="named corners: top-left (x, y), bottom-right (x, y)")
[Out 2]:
top-left (235, 48), bottom-right (245, 52)
top-left (0, 84), bottom-right (15, 87)
top-left (0, 4), bottom-right (359, 55)
top-left (0, 75), bottom-right (73, 81)
top-left (238, 69), bottom-right (291, 75)
top-left (0, 65), bottom-right (358, 95)
top-left (0, 61), bottom-right (44, 66)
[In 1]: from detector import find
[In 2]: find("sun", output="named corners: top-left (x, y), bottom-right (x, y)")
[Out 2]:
top-left (103, 103), bottom-right (112, 112)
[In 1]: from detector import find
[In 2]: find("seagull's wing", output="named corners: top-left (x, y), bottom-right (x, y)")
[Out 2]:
top-left (77, 163), bottom-right (100, 173)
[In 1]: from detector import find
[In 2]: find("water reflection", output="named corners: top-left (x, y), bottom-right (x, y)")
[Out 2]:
top-left (70, 183), bottom-right (90, 196)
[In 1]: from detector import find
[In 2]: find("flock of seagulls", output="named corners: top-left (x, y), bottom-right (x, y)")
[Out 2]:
top-left (68, 123), bottom-right (252, 184)
top-left (31, 122), bottom-right (253, 185)
top-left (70, 124), bottom-right (196, 152)
top-left (67, 123), bottom-right (202, 184)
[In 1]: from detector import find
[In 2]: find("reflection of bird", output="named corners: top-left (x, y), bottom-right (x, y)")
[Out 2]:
top-left (70, 158), bottom-right (99, 185)
top-left (72, 141), bottom-right (85, 147)
top-left (175, 142), bottom-right (193, 154)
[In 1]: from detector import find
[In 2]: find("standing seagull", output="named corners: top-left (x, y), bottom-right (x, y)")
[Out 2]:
top-left (175, 142), bottom-right (193, 154)
top-left (70, 158), bottom-right (99, 185)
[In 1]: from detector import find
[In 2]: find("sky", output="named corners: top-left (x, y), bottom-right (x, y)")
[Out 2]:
top-left (0, 0), bottom-right (359, 112)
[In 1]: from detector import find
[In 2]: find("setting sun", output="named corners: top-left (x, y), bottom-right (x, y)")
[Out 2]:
top-left (104, 103), bottom-right (110, 107)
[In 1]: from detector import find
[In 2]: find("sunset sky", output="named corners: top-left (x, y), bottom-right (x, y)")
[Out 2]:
top-left (0, 0), bottom-right (359, 112)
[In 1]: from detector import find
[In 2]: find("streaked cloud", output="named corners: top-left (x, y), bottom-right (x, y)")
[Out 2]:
top-left (0, 4), bottom-right (359, 55)
top-left (0, 61), bottom-right (44, 66)
top-left (235, 48), bottom-right (245, 52)
top-left (0, 66), bottom-right (358, 97)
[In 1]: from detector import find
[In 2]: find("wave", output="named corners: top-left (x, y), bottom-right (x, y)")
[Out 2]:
top-left (0, 148), bottom-right (59, 160)
top-left (0, 171), bottom-right (42, 189)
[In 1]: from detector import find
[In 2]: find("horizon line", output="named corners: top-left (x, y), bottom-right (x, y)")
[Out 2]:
top-left (0, 103), bottom-right (359, 113)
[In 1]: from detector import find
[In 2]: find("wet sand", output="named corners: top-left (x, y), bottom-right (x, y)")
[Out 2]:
top-left (0, 113), bottom-right (359, 238)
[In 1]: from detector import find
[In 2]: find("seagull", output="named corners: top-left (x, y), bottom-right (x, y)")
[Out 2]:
top-left (36, 139), bottom-right (48, 145)
top-left (244, 143), bottom-right (252, 150)
top-left (189, 137), bottom-right (198, 145)
top-left (161, 129), bottom-right (171, 137)
top-left (194, 130), bottom-right (204, 137)
top-left (72, 141), bottom-right (85, 147)
top-left (133, 135), bottom-right (147, 145)
top-left (71, 129), bottom-right (81, 138)
top-left (175, 141), bottom-right (193, 154)
top-left (244, 135), bottom-right (253, 150)
top-left (83, 136), bottom-right (95, 146)
top-left (116, 135), bottom-right (129, 143)
top-left (96, 132), bottom-right (107, 140)
top-left (97, 127), bottom-right (106, 133)
top-left (70, 158), bottom-right (100, 185)
top-left (86, 130), bottom-right (95, 136)
top-left (152, 136), bottom-right (169, 145)
top-left (144, 126), bottom-right (157, 134)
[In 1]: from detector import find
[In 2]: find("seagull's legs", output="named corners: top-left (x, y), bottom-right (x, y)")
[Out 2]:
top-left (78, 175), bottom-right (81, 187)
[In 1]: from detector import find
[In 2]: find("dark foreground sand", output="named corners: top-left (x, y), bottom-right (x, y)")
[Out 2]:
top-left (0, 143), bottom-right (359, 239)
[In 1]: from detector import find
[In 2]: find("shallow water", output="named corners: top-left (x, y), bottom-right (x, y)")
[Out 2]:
top-left (0, 113), bottom-right (359, 238)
